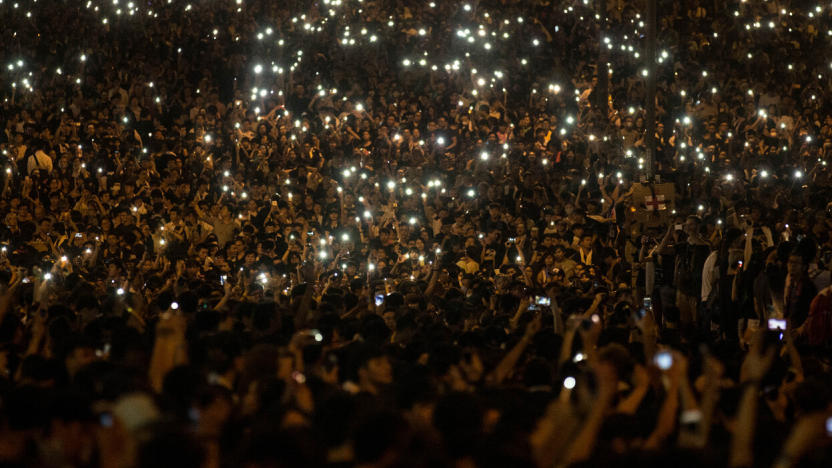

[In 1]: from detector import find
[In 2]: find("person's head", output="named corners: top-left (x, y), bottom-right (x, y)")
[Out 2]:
top-left (62, 336), bottom-right (96, 378)
top-left (787, 252), bottom-right (807, 277)
top-left (684, 215), bottom-right (701, 238)
top-left (580, 233), bottom-right (593, 249)
top-left (353, 346), bottom-right (393, 391)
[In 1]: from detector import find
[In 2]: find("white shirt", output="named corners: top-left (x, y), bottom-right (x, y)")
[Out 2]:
top-left (701, 250), bottom-right (719, 302)
top-left (27, 150), bottom-right (53, 175)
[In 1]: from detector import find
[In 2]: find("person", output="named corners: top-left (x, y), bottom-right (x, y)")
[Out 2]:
top-left (674, 216), bottom-right (711, 327)
top-left (782, 250), bottom-right (817, 329)
top-left (26, 148), bottom-right (53, 176)
top-left (0, 1), bottom-right (831, 467)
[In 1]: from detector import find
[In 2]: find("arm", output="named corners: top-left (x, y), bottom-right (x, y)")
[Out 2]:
top-left (729, 381), bottom-right (762, 467)
top-left (486, 316), bottom-right (540, 385)
top-left (643, 369), bottom-right (680, 449)
top-left (773, 413), bottom-right (830, 468)
top-left (654, 224), bottom-right (674, 255)
top-left (616, 364), bottom-right (649, 415)
top-left (731, 335), bottom-right (776, 467)
top-left (562, 362), bottom-right (618, 464)
top-left (743, 227), bottom-right (753, 267)
top-left (148, 313), bottom-right (188, 393)
top-left (0, 268), bottom-right (23, 325)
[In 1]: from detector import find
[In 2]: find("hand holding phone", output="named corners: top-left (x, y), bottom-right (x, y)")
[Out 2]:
top-left (654, 351), bottom-right (673, 371)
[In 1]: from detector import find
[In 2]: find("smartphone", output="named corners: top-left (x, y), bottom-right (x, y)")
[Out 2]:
top-left (535, 296), bottom-right (551, 306)
top-left (220, 275), bottom-right (227, 286)
top-left (508, 237), bottom-right (516, 243)
top-left (675, 224), bottom-right (683, 231)
top-left (768, 318), bottom-right (787, 331)
top-left (75, 233), bottom-right (83, 238)
top-left (643, 297), bottom-right (653, 311)
top-left (654, 351), bottom-right (673, 370)
top-left (299, 329), bottom-right (323, 342)
top-left (290, 371), bottom-right (306, 384)
top-left (580, 315), bottom-right (600, 330)
top-left (374, 293), bottom-right (385, 307)
top-left (96, 343), bottom-right (111, 358)
top-left (680, 409), bottom-right (703, 428)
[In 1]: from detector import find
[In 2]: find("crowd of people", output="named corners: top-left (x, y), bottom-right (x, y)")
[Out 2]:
top-left (1, 0), bottom-right (831, 466)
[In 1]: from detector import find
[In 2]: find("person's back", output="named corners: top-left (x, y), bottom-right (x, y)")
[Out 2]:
top-left (804, 286), bottom-right (832, 346)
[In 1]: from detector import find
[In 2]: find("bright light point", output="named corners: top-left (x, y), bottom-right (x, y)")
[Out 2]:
top-left (794, 170), bottom-right (803, 178)
top-left (254, 64), bottom-right (263, 74)
top-left (563, 376), bottom-right (576, 389)
top-left (467, 189), bottom-right (476, 198)
top-left (117, 288), bottom-right (125, 295)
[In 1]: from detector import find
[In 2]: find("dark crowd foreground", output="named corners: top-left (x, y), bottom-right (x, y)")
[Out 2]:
top-left (1, 0), bottom-right (832, 467)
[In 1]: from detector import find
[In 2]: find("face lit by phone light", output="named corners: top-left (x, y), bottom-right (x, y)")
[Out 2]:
top-left (360, 354), bottom-right (393, 386)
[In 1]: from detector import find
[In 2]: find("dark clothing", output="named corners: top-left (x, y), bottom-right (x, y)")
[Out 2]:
top-left (674, 242), bottom-right (710, 297)
top-left (784, 275), bottom-right (817, 328)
